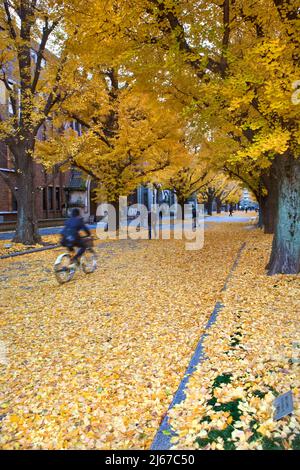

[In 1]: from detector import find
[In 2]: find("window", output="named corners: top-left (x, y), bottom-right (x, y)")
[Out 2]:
top-left (48, 187), bottom-right (53, 210)
top-left (42, 187), bottom-right (47, 210)
top-left (56, 187), bottom-right (61, 210)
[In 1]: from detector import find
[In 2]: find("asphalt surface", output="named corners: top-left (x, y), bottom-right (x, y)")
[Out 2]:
top-left (0, 214), bottom-right (257, 241)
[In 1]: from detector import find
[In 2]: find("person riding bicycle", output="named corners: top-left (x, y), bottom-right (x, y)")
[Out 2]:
top-left (61, 208), bottom-right (91, 268)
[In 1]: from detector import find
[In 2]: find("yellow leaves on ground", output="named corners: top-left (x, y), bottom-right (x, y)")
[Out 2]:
top-left (168, 226), bottom-right (300, 450)
top-left (1, 223), bottom-right (299, 450)
top-left (0, 236), bottom-right (58, 257)
top-left (0, 226), bottom-right (242, 449)
top-left (0, 230), bottom-right (99, 257)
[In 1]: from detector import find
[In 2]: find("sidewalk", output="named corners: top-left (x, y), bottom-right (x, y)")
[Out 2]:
top-left (0, 213), bottom-right (256, 240)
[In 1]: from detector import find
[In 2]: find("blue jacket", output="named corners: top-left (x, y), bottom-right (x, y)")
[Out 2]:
top-left (62, 216), bottom-right (91, 245)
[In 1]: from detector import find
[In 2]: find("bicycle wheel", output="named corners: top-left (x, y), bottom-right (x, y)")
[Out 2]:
top-left (81, 248), bottom-right (97, 274)
top-left (54, 253), bottom-right (76, 284)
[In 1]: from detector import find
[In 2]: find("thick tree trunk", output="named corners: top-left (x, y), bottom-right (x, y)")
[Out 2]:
top-left (267, 155), bottom-right (300, 275)
top-left (13, 147), bottom-right (41, 245)
top-left (262, 192), bottom-right (277, 234)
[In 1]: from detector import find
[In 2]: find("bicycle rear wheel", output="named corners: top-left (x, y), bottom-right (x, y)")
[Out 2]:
top-left (81, 248), bottom-right (97, 274)
top-left (54, 253), bottom-right (76, 284)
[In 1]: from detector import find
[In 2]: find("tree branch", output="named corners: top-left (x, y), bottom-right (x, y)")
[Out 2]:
top-left (148, 0), bottom-right (222, 78)
top-left (66, 112), bottom-right (112, 148)
top-left (3, 0), bottom-right (17, 40)
top-left (223, 165), bottom-right (259, 199)
top-left (31, 18), bottom-right (60, 93)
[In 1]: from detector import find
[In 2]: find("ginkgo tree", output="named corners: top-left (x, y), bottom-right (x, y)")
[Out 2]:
top-left (123, 0), bottom-right (300, 274)
top-left (165, 154), bottom-right (214, 216)
top-left (37, 65), bottom-right (189, 223)
top-left (0, 0), bottom-right (190, 241)
top-left (1, 0), bottom-right (299, 275)
top-left (197, 174), bottom-right (241, 216)
top-left (0, 0), bottom-right (85, 244)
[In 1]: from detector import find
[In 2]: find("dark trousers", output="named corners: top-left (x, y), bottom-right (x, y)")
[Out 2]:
top-left (68, 238), bottom-right (86, 260)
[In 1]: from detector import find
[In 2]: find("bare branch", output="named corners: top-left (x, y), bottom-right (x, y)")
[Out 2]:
top-left (3, 0), bottom-right (17, 40)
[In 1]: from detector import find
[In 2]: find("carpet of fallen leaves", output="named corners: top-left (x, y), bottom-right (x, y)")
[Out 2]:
top-left (0, 223), bottom-right (299, 450)
top-left (0, 230), bottom-right (105, 257)
top-left (0, 226), bottom-right (242, 449)
top-left (168, 226), bottom-right (300, 450)
top-left (0, 235), bottom-right (60, 257)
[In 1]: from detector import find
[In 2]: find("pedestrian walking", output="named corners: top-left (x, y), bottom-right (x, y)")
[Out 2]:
top-left (192, 205), bottom-right (197, 228)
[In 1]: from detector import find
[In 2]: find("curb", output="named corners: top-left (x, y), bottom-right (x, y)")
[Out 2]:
top-left (151, 242), bottom-right (247, 450)
top-left (0, 244), bottom-right (59, 260)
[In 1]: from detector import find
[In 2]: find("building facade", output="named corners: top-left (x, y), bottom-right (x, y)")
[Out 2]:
top-left (0, 126), bottom-right (73, 225)
top-left (0, 43), bottom-right (76, 227)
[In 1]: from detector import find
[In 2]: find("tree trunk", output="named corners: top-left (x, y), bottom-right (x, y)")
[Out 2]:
top-left (258, 196), bottom-right (266, 229)
top-left (207, 195), bottom-right (214, 216)
top-left (261, 192), bottom-right (277, 234)
top-left (13, 146), bottom-right (41, 245)
top-left (261, 168), bottom-right (279, 234)
top-left (216, 196), bottom-right (222, 214)
top-left (111, 200), bottom-right (120, 231)
top-left (267, 155), bottom-right (300, 275)
top-left (177, 198), bottom-right (185, 220)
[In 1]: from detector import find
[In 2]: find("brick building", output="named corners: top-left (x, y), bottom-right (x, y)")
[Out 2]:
top-left (0, 130), bottom-right (72, 225)
top-left (0, 40), bottom-right (75, 227)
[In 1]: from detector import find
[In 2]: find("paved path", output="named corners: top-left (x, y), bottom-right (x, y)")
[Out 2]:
top-left (0, 214), bottom-right (257, 240)
top-left (151, 242), bottom-right (247, 450)
top-left (205, 215), bottom-right (257, 223)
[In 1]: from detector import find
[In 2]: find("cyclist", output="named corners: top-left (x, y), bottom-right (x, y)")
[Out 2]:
top-left (61, 208), bottom-right (91, 268)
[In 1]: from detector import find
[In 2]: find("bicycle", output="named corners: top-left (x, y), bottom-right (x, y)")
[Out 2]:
top-left (54, 236), bottom-right (97, 284)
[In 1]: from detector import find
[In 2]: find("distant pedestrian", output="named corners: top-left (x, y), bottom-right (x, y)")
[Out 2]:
top-left (192, 205), bottom-right (197, 228)
top-left (229, 204), bottom-right (234, 217)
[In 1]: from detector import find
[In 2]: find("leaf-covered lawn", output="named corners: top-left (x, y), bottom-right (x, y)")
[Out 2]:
top-left (168, 227), bottom-right (300, 450)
